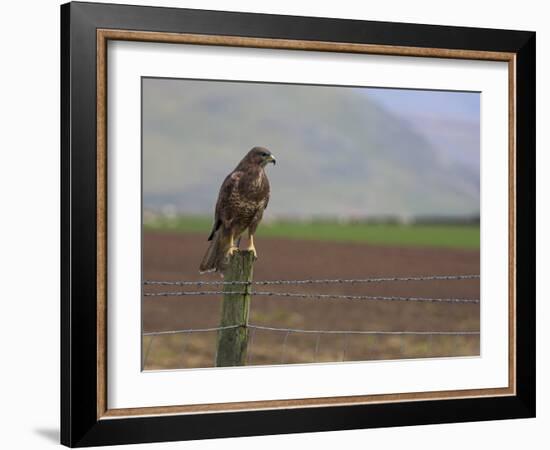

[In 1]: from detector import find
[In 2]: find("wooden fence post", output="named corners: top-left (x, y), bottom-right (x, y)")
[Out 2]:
top-left (215, 250), bottom-right (255, 366)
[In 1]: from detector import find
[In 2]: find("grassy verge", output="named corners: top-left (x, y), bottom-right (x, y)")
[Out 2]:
top-left (144, 216), bottom-right (480, 249)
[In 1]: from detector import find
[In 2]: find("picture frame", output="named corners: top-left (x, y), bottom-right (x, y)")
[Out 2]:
top-left (60, 1), bottom-right (535, 447)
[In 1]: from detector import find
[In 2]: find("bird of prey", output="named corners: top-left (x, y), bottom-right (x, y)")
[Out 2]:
top-left (199, 146), bottom-right (276, 273)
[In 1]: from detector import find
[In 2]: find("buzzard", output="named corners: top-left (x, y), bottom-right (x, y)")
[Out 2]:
top-left (199, 146), bottom-right (276, 273)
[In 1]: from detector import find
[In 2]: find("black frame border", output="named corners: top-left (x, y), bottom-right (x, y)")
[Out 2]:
top-left (61, 2), bottom-right (535, 447)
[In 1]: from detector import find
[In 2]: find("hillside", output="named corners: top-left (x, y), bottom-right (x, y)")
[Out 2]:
top-left (142, 78), bottom-right (479, 219)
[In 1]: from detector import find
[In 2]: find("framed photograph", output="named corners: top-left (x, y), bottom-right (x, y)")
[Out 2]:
top-left (61, 1), bottom-right (535, 447)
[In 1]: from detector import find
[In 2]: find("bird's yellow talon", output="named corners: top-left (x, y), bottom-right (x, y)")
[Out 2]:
top-left (227, 246), bottom-right (238, 257)
top-left (247, 235), bottom-right (257, 258)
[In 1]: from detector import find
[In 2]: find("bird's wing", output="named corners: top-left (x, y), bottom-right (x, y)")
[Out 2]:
top-left (247, 179), bottom-right (270, 235)
top-left (263, 190), bottom-right (270, 210)
top-left (207, 170), bottom-right (242, 241)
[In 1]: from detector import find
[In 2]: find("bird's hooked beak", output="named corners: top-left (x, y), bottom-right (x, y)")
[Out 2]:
top-left (267, 154), bottom-right (276, 165)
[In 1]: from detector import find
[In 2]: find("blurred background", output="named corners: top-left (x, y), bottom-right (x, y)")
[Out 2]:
top-left (141, 77), bottom-right (480, 370)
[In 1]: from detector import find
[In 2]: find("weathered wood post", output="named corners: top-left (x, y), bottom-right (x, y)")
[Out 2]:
top-left (215, 250), bottom-right (255, 366)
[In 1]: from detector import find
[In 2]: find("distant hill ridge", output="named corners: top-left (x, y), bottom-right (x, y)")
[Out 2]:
top-left (143, 79), bottom-right (480, 219)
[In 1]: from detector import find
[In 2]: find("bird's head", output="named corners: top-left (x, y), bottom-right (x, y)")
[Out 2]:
top-left (246, 146), bottom-right (276, 167)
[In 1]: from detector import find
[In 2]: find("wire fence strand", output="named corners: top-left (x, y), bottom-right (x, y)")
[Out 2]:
top-left (246, 324), bottom-right (480, 336)
top-left (144, 290), bottom-right (479, 304)
top-left (144, 290), bottom-right (228, 297)
top-left (144, 274), bottom-right (479, 287)
top-left (143, 323), bottom-right (479, 337)
top-left (253, 291), bottom-right (479, 304)
top-left (143, 324), bottom-right (240, 337)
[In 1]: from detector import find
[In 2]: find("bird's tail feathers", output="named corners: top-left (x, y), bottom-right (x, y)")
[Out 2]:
top-left (199, 229), bottom-right (231, 274)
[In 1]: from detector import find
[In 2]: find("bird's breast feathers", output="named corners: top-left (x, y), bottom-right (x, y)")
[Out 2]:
top-left (237, 168), bottom-right (269, 197)
top-left (224, 169), bottom-right (268, 217)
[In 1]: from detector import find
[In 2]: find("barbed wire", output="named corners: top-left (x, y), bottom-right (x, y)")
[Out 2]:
top-left (144, 274), bottom-right (479, 287)
top-left (251, 291), bottom-right (479, 304)
top-left (144, 290), bottom-right (229, 297)
top-left (142, 274), bottom-right (480, 366)
top-left (143, 290), bottom-right (479, 304)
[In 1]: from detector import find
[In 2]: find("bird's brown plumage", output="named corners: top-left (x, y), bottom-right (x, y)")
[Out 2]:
top-left (199, 146), bottom-right (275, 273)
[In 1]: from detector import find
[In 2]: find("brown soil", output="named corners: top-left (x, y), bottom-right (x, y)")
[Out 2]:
top-left (142, 231), bottom-right (480, 369)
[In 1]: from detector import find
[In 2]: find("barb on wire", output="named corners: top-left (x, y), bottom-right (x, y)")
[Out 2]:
top-left (143, 324), bottom-right (240, 337)
top-left (143, 274), bottom-right (480, 287)
top-left (144, 290), bottom-right (479, 304)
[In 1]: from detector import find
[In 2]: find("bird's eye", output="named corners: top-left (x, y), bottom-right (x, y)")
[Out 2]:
top-left (261, 152), bottom-right (268, 157)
